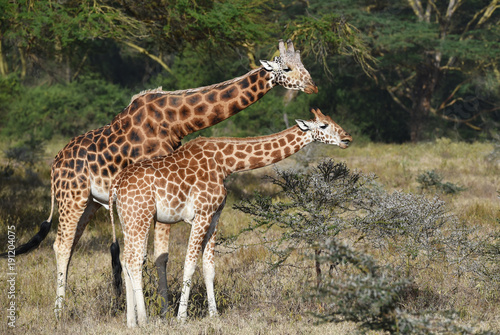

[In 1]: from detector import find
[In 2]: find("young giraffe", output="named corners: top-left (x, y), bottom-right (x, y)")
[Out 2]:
top-left (109, 108), bottom-right (352, 327)
top-left (5, 40), bottom-right (317, 316)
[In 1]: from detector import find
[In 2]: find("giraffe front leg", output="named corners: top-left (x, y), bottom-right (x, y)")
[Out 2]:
top-left (153, 222), bottom-right (171, 317)
top-left (202, 198), bottom-right (225, 317)
top-left (177, 216), bottom-right (208, 322)
top-left (203, 227), bottom-right (218, 317)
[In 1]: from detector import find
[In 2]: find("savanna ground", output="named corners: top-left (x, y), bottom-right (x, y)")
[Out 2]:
top-left (0, 138), bottom-right (499, 334)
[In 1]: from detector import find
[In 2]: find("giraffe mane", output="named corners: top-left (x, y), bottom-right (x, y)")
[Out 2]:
top-left (129, 87), bottom-right (166, 103)
top-left (127, 67), bottom-right (265, 106)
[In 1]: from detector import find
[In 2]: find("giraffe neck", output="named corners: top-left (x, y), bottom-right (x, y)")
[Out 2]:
top-left (112, 67), bottom-right (275, 149)
top-left (191, 125), bottom-right (312, 177)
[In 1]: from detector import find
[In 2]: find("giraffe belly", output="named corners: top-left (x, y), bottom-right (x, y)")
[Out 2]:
top-left (155, 197), bottom-right (196, 224)
top-left (90, 179), bottom-right (110, 209)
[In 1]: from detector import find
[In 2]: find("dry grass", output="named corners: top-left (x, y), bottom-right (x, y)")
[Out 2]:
top-left (0, 139), bottom-right (499, 334)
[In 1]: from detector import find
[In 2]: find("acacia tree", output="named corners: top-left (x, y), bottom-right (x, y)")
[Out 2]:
top-left (1, 1), bottom-right (374, 83)
top-left (0, 0), bottom-right (149, 82)
top-left (372, 0), bottom-right (499, 141)
top-left (0, 0), bottom-right (278, 82)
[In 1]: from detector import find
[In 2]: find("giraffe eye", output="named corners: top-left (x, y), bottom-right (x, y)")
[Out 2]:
top-left (283, 66), bottom-right (292, 72)
top-left (319, 124), bottom-right (328, 129)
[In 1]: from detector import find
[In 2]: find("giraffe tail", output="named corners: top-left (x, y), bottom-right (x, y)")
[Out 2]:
top-left (109, 185), bottom-right (123, 297)
top-left (0, 167), bottom-right (56, 258)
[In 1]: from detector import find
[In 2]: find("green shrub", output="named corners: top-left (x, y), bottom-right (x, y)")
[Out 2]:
top-left (2, 75), bottom-right (130, 141)
top-left (417, 170), bottom-right (466, 194)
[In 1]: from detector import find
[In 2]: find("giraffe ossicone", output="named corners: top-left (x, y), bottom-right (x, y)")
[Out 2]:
top-left (110, 108), bottom-right (352, 327)
top-left (0, 39), bottom-right (318, 318)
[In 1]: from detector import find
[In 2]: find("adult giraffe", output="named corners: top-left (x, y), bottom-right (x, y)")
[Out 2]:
top-left (109, 108), bottom-right (352, 327)
top-left (6, 39), bottom-right (317, 316)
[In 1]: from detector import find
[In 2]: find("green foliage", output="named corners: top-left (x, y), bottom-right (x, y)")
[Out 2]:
top-left (123, 0), bottom-right (273, 50)
top-left (177, 0), bottom-right (271, 47)
top-left (3, 1), bottom-right (146, 47)
top-left (4, 137), bottom-right (45, 168)
top-left (286, 13), bottom-right (377, 79)
top-left (0, 74), bottom-right (21, 125)
top-left (2, 75), bottom-right (130, 140)
top-left (417, 170), bottom-right (466, 195)
top-left (0, 0), bottom-right (498, 143)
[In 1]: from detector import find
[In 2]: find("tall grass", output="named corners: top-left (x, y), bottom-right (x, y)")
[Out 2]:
top-left (0, 139), bottom-right (498, 334)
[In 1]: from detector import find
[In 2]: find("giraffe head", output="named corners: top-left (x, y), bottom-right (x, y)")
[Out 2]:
top-left (296, 108), bottom-right (352, 149)
top-left (260, 39), bottom-right (318, 94)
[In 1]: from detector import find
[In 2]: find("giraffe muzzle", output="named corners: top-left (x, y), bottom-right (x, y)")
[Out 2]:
top-left (339, 139), bottom-right (351, 149)
top-left (303, 83), bottom-right (319, 94)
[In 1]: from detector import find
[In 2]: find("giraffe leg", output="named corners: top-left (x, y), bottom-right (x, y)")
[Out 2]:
top-left (53, 199), bottom-right (100, 318)
top-left (123, 258), bottom-right (147, 327)
top-left (203, 227), bottom-right (218, 317)
top-left (120, 199), bottom-right (154, 327)
top-left (153, 222), bottom-right (171, 317)
top-left (123, 261), bottom-right (137, 327)
top-left (73, 199), bottom-right (102, 249)
top-left (177, 215), bottom-right (211, 322)
top-left (202, 198), bottom-right (225, 317)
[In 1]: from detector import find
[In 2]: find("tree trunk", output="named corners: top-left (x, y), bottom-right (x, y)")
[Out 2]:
top-left (18, 46), bottom-right (26, 80)
top-left (409, 52), bottom-right (441, 142)
top-left (0, 37), bottom-right (7, 76)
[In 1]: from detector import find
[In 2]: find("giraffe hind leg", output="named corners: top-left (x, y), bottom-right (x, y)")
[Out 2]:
top-left (123, 228), bottom-right (150, 327)
top-left (53, 200), bottom-right (100, 318)
top-left (154, 222), bottom-right (171, 317)
top-left (123, 261), bottom-right (137, 327)
top-left (123, 260), bottom-right (147, 327)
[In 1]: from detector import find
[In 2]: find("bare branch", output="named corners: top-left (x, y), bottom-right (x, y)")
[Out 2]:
top-left (424, 0), bottom-right (433, 22)
top-left (460, 0), bottom-right (498, 39)
top-left (407, 0), bottom-right (425, 20)
top-left (445, 0), bottom-right (463, 21)
top-left (431, 103), bottom-right (500, 130)
top-left (437, 80), bottom-right (469, 110)
top-left (380, 72), bottom-right (411, 113)
top-left (122, 41), bottom-right (173, 74)
top-left (477, 0), bottom-right (499, 26)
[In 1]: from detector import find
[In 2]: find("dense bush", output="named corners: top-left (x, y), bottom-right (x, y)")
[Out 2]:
top-left (2, 75), bottom-right (131, 141)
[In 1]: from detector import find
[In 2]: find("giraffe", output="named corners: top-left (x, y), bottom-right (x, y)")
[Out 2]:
top-left (109, 108), bottom-right (352, 327)
top-left (3, 39), bottom-right (317, 317)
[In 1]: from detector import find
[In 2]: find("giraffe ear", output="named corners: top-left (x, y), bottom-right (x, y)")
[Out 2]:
top-left (296, 119), bottom-right (311, 131)
top-left (260, 60), bottom-right (279, 71)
